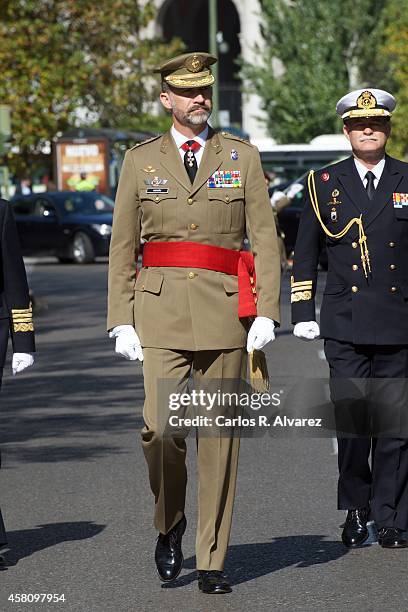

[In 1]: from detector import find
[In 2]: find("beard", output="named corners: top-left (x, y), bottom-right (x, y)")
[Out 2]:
top-left (171, 102), bottom-right (212, 127)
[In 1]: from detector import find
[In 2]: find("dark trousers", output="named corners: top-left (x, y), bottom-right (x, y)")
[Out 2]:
top-left (0, 366), bottom-right (7, 548)
top-left (0, 318), bottom-right (8, 547)
top-left (324, 339), bottom-right (408, 530)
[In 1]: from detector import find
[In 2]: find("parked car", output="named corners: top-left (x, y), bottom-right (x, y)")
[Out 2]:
top-left (10, 191), bottom-right (114, 263)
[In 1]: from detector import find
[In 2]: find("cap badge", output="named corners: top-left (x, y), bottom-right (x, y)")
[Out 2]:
top-left (357, 90), bottom-right (377, 110)
top-left (185, 54), bottom-right (203, 73)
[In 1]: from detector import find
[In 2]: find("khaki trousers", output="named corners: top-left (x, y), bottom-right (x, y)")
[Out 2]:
top-left (141, 347), bottom-right (246, 570)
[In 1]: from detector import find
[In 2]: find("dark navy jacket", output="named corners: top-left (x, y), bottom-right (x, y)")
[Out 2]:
top-left (0, 198), bottom-right (35, 366)
top-left (291, 154), bottom-right (408, 345)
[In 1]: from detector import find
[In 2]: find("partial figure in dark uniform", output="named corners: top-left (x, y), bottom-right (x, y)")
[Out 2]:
top-left (291, 88), bottom-right (408, 549)
top-left (0, 198), bottom-right (35, 559)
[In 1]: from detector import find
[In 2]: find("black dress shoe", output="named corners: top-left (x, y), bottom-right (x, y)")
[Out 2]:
top-left (197, 570), bottom-right (232, 594)
top-left (378, 527), bottom-right (408, 548)
top-left (341, 508), bottom-right (369, 548)
top-left (155, 515), bottom-right (187, 582)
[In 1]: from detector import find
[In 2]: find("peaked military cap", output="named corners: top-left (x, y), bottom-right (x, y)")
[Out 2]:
top-left (154, 52), bottom-right (217, 89)
top-left (336, 88), bottom-right (396, 120)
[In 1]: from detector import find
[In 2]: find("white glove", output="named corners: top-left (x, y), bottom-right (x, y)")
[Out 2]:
top-left (247, 317), bottom-right (275, 352)
top-left (12, 353), bottom-right (34, 375)
top-left (110, 325), bottom-right (143, 361)
top-left (286, 182), bottom-right (304, 199)
top-left (293, 321), bottom-right (320, 341)
top-left (270, 190), bottom-right (286, 208)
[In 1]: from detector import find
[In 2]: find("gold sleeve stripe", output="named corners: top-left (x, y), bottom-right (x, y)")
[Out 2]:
top-left (291, 280), bottom-right (312, 287)
top-left (11, 303), bottom-right (33, 331)
top-left (13, 322), bottom-right (34, 332)
top-left (11, 306), bottom-right (32, 314)
top-left (291, 291), bottom-right (312, 303)
top-left (291, 284), bottom-right (313, 291)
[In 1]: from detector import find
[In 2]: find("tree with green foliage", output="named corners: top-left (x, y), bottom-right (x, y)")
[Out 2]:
top-left (380, 0), bottom-right (408, 158)
top-left (0, 0), bottom-right (182, 177)
top-left (243, 0), bottom-right (389, 143)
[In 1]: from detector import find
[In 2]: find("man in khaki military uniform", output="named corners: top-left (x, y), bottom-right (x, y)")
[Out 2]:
top-left (107, 52), bottom-right (280, 594)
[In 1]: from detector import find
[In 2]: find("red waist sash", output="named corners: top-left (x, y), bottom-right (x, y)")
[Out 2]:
top-left (141, 241), bottom-right (257, 318)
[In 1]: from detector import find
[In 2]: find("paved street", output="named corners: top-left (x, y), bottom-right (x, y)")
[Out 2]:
top-left (0, 260), bottom-right (407, 612)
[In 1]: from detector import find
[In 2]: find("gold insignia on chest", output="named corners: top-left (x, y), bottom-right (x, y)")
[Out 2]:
top-left (327, 189), bottom-right (342, 206)
top-left (145, 176), bottom-right (168, 186)
top-left (142, 165), bottom-right (156, 173)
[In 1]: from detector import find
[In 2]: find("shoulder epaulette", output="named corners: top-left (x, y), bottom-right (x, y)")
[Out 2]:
top-left (219, 131), bottom-right (252, 146)
top-left (130, 134), bottom-right (162, 150)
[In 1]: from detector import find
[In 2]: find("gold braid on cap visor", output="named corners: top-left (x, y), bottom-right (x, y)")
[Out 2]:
top-left (307, 170), bottom-right (371, 278)
top-left (342, 108), bottom-right (391, 119)
top-left (164, 73), bottom-right (215, 88)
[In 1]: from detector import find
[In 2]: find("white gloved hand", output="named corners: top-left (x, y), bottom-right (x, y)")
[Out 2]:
top-left (286, 182), bottom-right (304, 199)
top-left (110, 325), bottom-right (143, 361)
top-left (12, 353), bottom-right (34, 375)
top-left (293, 321), bottom-right (320, 341)
top-left (270, 190), bottom-right (286, 208)
top-left (247, 317), bottom-right (275, 352)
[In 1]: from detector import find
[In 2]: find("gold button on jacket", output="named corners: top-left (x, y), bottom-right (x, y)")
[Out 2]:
top-left (107, 129), bottom-right (281, 350)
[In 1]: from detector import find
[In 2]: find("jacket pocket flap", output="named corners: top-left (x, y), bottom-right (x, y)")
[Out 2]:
top-left (323, 283), bottom-right (347, 295)
top-left (135, 272), bottom-right (164, 294)
top-left (222, 275), bottom-right (239, 294)
top-left (208, 188), bottom-right (244, 202)
top-left (394, 207), bottom-right (408, 219)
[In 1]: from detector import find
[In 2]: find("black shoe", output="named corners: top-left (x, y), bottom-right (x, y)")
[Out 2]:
top-left (155, 515), bottom-right (187, 582)
top-left (341, 508), bottom-right (369, 548)
top-left (197, 570), bottom-right (232, 594)
top-left (378, 527), bottom-right (408, 548)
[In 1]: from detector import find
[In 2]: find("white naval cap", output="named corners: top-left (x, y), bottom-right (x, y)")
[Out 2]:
top-left (336, 88), bottom-right (396, 120)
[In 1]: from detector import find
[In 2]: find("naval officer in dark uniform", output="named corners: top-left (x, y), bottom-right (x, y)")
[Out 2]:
top-left (291, 88), bottom-right (408, 549)
top-left (0, 198), bottom-right (35, 559)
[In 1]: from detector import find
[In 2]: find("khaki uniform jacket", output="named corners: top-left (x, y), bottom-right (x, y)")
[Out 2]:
top-left (107, 128), bottom-right (280, 350)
